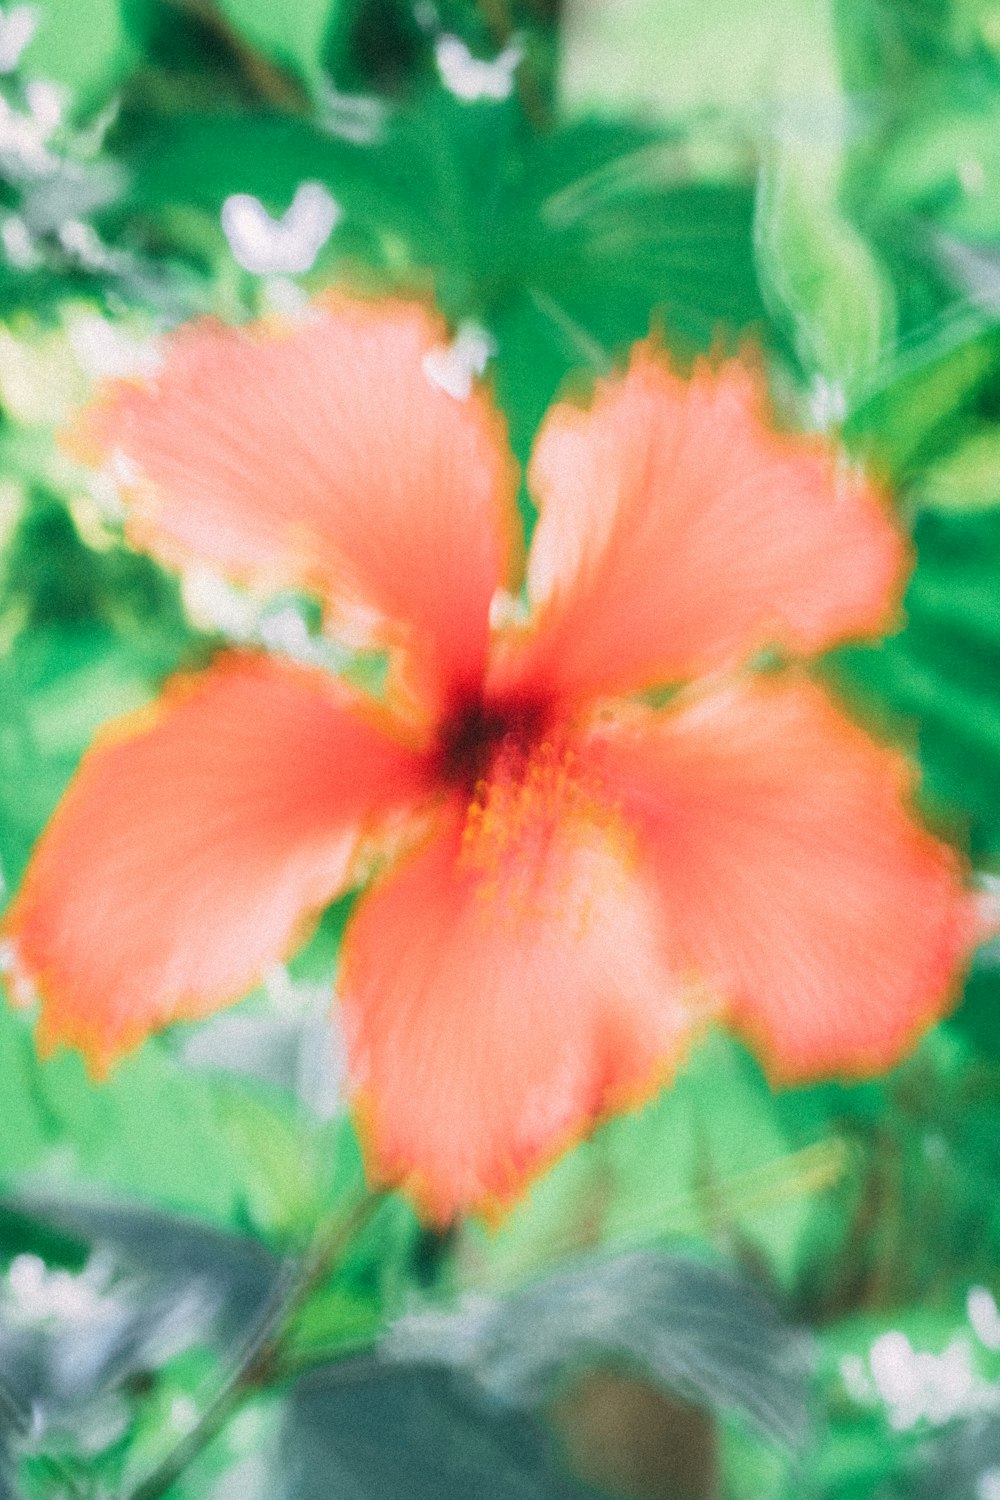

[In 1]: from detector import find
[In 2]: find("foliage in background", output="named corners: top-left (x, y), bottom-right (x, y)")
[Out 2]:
top-left (1, 0), bottom-right (1000, 1496)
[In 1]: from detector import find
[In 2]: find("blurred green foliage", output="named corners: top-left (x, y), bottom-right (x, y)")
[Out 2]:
top-left (1, 0), bottom-right (1000, 1497)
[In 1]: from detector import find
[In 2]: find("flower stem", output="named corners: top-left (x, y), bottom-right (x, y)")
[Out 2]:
top-left (124, 1192), bottom-right (384, 1500)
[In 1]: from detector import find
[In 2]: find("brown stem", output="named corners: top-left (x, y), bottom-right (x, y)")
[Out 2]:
top-left (166, 0), bottom-right (310, 112)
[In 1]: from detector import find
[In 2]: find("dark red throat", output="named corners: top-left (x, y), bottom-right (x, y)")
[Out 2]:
top-left (434, 691), bottom-right (553, 795)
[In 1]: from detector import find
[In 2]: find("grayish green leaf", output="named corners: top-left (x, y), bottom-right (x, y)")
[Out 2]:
top-left (384, 1251), bottom-right (812, 1448)
top-left (3, 1193), bottom-right (281, 1343)
top-left (280, 1363), bottom-right (599, 1500)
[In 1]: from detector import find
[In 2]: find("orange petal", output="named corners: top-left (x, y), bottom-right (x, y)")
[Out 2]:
top-left (5, 653), bottom-right (430, 1074)
top-left (587, 676), bottom-right (980, 1083)
top-left (494, 346), bottom-right (904, 704)
top-left (338, 741), bottom-right (708, 1224)
top-left (70, 296), bottom-right (519, 716)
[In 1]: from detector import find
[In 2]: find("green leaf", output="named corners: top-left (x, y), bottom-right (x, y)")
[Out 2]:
top-left (872, 96), bottom-right (1000, 244)
top-left (20, 0), bottom-right (135, 110)
top-left (843, 324), bottom-right (1000, 482)
top-left (211, 1085), bottom-right (341, 1241)
top-left (600, 1034), bottom-right (830, 1286)
top-left (473, 1034), bottom-right (832, 1292)
top-left (914, 427), bottom-right (1000, 512)
top-left (0, 1000), bottom-right (246, 1228)
top-left (0, 625), bottom-right (153, 891)
top-left (557, 0), bottom-right (894, 394)
top-left (282, 1282), bottom-right (383, 1365)
top-left (755, 142), bottom-right (896, 399)
top-left (0, 1198), bottom-right (88, 1267)
top-left (492, 162), bottom-right (765, 495)
top-left (831, 506), bottom-right (1000, 858)
top-left (0, 489), bottom-right (206, 890)
top-left (215, 0), bottom-right (340, 93)
top-left (510, 121), bottom-right (766, 342)
top-left (0, 599), bottom-right (200, 892)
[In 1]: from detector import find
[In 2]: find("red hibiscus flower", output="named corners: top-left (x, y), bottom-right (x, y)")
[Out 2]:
top-left (3, 294), bottom-right (981, 1222)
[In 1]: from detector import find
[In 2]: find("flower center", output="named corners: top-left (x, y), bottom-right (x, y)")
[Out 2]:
top-left (457, 734), bottom-right (634, 931)
top-left (434, 692), bottom-right (631, 927)
top-left (434, 690), bottom-right (552, 797)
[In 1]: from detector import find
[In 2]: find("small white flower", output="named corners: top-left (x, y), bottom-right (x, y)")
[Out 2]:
top-left (221, 182), bottom-right (340, 276)
top-left (968, 1286), bottom-right (1000, 1350)
top-left (25, 78), bottom-right (66, 138)
top-left (67, 313), bottom-right (162, 381)
top-left (1, 212), bottom-right (39, 267)
top-left (422, 320), bottom-right (495, 400)
top-left (434, 34), bottom-right (522, 103)
top-left (0, 5), bottom-right (38, 74)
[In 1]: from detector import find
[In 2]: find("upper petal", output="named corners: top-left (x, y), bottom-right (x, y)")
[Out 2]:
top-left (338, 737), bottom-right (712, 1223)
top-left (493, 346), bottom-right (904, 705)
top-left (586, 676), bottom-right (981, 1082)
top-left (5, 653), bottom-right (430, 1074)
top-left (70, 295), bottom-right (520, 716)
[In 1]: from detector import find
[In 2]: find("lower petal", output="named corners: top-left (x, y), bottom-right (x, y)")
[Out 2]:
top-left (5, 653), bottom-right (429, 1073)
top-left (588, 677), bottom-right (981, 1082)
top-left (338, 768), bottom-right (704, 1223)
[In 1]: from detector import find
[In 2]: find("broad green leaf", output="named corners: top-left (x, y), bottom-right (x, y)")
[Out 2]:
top-left (211, 1085), bottom-right (339, 1241)
top-left (755, 142), bottom-right (896, 399)
top-left (873, 98), bottom-right (1000, 244)
top-left (831, 507), bottom-right (1000, 858)
top-left (0, 1199), bottom-right (88, 1267)
top-left (508, 120), bottom-right (766, 348)
top-left (21, 631), bottom-right (150, 758)
top-left (844, 324), bottom-right (1000, 481)
top-left (599, 1034), bottom-right (830, 1285)
top-left (282, 1282), bottom-right (383, 1366)
top-left (0, 625), bottom-right (152, 891)
top-left (0, 1000), bottom-right (245, 1227)
top-left (0, 614), bottom-right (195, 891)
top-left (947, 963), bottom-right (1000, 1062)
top-left (473, 1034), bottom-right (832, 1292)
top-left (20, 0), bottom-right (135, 110)
top-left (0, 488), bottom-right (207, 890)
top-left (559, 0), bottom-right (894, 393)
top-left (492, 162), bottom-right (765, 495)
top-left (915, 427), bottom-right (1000, 512)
